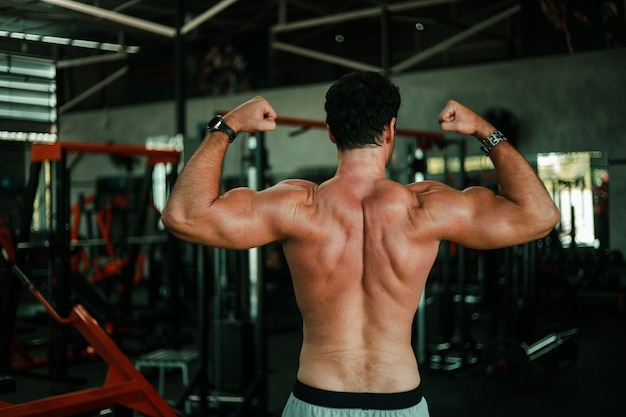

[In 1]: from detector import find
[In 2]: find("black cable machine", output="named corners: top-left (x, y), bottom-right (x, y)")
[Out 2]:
top-left (178, 114), bottom-right (444, 416)
top-left (408, 137), bottom-right (481, 371)
top-left (179, 129), bottom-right (268, 417)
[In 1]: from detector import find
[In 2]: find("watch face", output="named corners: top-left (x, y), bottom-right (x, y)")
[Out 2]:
top-left (489, 131), bottom-right (505, 144)
top-left (207, 115), bottom-right (236, 142)
top-left (208, 116), bottom-right (222, 129)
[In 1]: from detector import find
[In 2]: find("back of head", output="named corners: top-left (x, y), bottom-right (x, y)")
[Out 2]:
top-left (325, 71), bottom-right (401, 151)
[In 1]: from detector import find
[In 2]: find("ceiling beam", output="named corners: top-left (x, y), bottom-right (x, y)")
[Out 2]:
top-left (56, 52), bottom-right (127, 69)
top-left (112, 0), bottom-right (144, 13)
top-left (272, 41), bottom-right (381, 72)
top-left (38, 0), bottom-right (177, 38)
top-left (181, 0), bottom-right (240, 35)
top-left (271, 0), bottom-right (469, 33)
top-left (59, 66), bottom-right (128, 114)
top-left (391, 3), bottom-right (521, 73)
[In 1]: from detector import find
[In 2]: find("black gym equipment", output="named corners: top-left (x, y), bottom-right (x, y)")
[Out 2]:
top-left (176, 129), bottom-right (268, 417)
top-left (0, 141), bottom-right (181, 380)
top-left (0, 376), bottom-right (16, 395)
top-left (412, 138), bottom-right (482, 372)
top-left (0, 237), bottom-right (179, 417)
top-left (479, 238), bottom-right (581, 394)
top-left (409, 137), bottom-right (583, 391)
top-left (482, 327), bottom-right (578, 394)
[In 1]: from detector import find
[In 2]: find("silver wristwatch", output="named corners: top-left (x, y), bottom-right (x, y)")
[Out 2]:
top-left (480, 130), bottom-right (507, 155)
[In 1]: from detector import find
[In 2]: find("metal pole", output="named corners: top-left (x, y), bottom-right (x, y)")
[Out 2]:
top-left (456, 140), bottom-right (467, 364)
top-left (391, 4), bottom-right (521, 73)
top-left (213, 247), bottom-right (225, 414)
top-left (180, 0), bottom-right (240, 35)
top-left (271, 0), bottom-right (465, 33)
top-left (193, 245), bottom-right (208, 414)
top-left (58, 66), bottom-right (128, 114)
top-left (380, 7), bottom-right (390, 73)
top-left (39, 0), bottom-right (176, 37)
top-left (411, 142), bottom-right (428, 364)
top-left (271, 41), bottom-right (381, 72)
top-left (247, 132), bottom-right (267, 415)
top-left (175, 0), bottom-right (186, 138)
top-left (49, 150), bottom-right (71, 378)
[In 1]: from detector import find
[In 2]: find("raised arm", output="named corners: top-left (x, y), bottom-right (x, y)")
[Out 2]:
top-left (419, 100), bottom-right (560, 249)
top-left (161, 96), bottom-right (296, 249)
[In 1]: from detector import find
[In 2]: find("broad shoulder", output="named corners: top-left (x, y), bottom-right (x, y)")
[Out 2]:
top-left (406, 180), bottom-right (491, 203)
top-left (264, 179), bottom-right (322, 239)
top-left (404, 180), bottom-right (474, 214)
top-left (404, 180), bottom-right (492, 227)
top-left (262, 179), bottom-right (318, 207)
top-left (271, 178), bottom-right (318, 196)
top-left (406, 179), bottom-right (449, 194)
top-left (278, 179), bottom-right (318, 189)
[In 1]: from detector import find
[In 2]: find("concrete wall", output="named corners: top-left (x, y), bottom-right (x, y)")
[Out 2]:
top-left (59, 49), bottom-right (626, 252)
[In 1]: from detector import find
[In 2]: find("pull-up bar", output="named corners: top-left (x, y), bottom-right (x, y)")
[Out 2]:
top-left (217, 111), bottom-right (444, 143)
top-left (30, 141), bottom-right (181, 166)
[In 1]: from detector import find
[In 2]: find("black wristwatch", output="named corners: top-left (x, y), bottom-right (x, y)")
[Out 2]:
top-left (207, 115), bottom-right (237, 143)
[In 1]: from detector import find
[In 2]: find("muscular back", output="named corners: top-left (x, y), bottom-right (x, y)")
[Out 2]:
top-left (161, 94), bottom-right (560, 395)
top-left (281, 176), bottom-right (440, 393)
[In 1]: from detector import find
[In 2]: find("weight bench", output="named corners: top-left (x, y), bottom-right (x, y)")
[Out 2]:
top-left (0, 241), bottom-right (178, 417)
top-left (0, 376), bottom-right (16, 395)
top-left (135, 348), bottom-right (198, 414)
top-left (136, 348), bottom-right (198, 396)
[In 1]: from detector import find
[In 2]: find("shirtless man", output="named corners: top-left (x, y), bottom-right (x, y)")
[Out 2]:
top-left (161, 71), bottom-right (560, 416)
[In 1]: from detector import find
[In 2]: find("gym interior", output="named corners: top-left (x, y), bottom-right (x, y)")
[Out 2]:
top-left (1, 1), bottom-right (625, 416)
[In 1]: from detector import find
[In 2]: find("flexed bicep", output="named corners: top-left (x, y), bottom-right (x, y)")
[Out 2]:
top-left (197, 187), bottom-right (283, 249)
top-left (422, 184), bottom-right (540, 250)
top-left (166, 181), bottom-right (312, 250)
top-left (431, 100), bottom-right (559, 248)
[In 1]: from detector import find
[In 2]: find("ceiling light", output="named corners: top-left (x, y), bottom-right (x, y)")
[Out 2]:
top-left (100, 42), bottom-right (125, 52)
top-left (0, 55), bottom-right (56, 79)
top-left (0, 106), bottom-right (57, 123)
top-left (0, 93), bottom-right (57, 107)
top-left (41, 36), bottom-right (72, 46)
top-left (70, 39), bottom-right (100, 49)
top-left (0, 79), bottom-right (56, 93)
top-left (0, 131), bottom-right (57, 143)
top-left (0, 31), bottom-right (140, 54)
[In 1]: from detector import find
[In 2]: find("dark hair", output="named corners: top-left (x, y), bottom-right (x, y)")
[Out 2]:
top-left (324, 71), bottom-right (401, 151)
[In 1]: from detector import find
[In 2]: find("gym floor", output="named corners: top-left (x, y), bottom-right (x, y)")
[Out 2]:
top-left (1, 290), bottom-right (624, 416)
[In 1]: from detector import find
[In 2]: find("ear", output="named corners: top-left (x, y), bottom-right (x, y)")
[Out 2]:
top-left (384, 117), bottom-right (397, 144)
top-left (327, 125), bottom-right (337, 144)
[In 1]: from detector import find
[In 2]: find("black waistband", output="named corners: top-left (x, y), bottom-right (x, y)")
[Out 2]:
top-left (292, 380), bottom-right (423, 410)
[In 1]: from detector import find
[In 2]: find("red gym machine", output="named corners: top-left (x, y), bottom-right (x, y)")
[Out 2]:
top-left (0, 224), bottom-right (178, 417)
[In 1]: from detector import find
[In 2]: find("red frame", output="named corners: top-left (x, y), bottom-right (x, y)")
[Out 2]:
top-left (217, 111), bottom-right (445, 144)
top-left (30, 141), bottom-right (181, 166)
top-left (0, 227), bottom-right (177, 417)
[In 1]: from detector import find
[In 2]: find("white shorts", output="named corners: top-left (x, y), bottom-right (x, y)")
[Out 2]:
top-left (281, 380), bottom-right (430, 417)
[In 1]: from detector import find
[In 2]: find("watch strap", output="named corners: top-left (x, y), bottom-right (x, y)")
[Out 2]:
top-left (208, 115), bottom-right (237, 143)
top-left (480, 130), bottom-right (507, 155)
